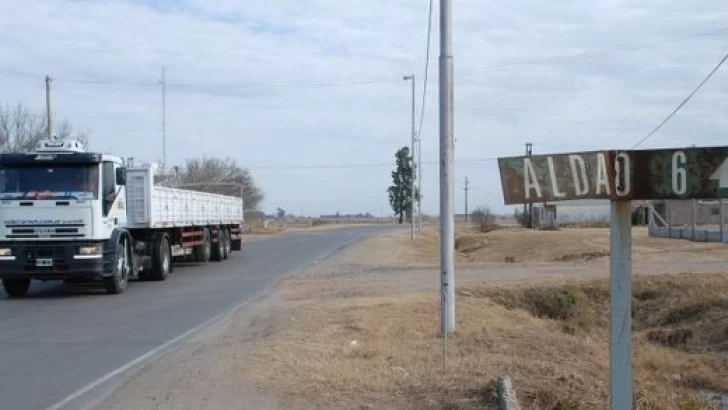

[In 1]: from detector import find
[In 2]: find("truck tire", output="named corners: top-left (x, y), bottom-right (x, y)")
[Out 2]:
top-left (211, 228), bottom-right (223, 262)
top-left (194, 228), bottom-right (211, 263)
top-left (2, 278), bottom-right (31, 297)
top-left (103, 237), bottom-right (130, 294)
top-left (222, 229), bottom-right (231, 260)
top-left (145, 233), bottom-right (172, 281)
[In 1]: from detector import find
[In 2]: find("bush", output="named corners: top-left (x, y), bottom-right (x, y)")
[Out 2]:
top-left (523, 287), bottom-right (594, 330)
top-left (471, 207), bottom-right (496, 232)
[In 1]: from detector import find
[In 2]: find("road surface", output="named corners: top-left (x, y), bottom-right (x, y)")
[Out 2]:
top-left (0, 225), bottom-right (392, 410)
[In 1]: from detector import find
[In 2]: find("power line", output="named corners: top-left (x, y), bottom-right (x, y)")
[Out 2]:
top-left (416, 0), bottom-right (434, 139)
top-left (0, 69), bottom-right (401, 89)
top-left (247, 156), bottom-right (498, 171)
top-left (1, 26), bottom-right (724, 94)
top-left (630, 50), bottom-right (728, 149)
top-left (472, 26), bottom-right (728, 73)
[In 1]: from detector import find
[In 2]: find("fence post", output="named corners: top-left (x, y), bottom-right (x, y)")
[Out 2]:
top-left (691, 199), bottom-right (697, 241)
top-left (721, 199), bottom-right (726, 243)
top-left (666, 200), bottom-right (672, 237)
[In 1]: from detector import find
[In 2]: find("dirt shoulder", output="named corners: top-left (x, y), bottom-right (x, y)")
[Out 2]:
top-left (93, 227), bottom-right (728, 410)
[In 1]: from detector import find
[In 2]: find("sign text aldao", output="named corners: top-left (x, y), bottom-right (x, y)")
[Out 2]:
top-left (498, 150), bottom-right (620, 205)
top-left (498, 146), bottom-right (728, 205)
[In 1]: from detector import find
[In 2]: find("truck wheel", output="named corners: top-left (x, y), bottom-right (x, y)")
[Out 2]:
top-left (103, 237), bottom-right (130, 294)
top-left (211, 228), bottom-right (223, 262)
top-left (2, 278), bottom-right (31, 297)
top-left (147, 234), bottom-right (172, 281)
top-left (194, 228), bottom-right (211, 263)
top-left (222, 229), bottom-right (231, 260)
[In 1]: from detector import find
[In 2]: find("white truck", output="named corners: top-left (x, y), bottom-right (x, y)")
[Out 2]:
top-left (0, 139), bottom-right (244, 297)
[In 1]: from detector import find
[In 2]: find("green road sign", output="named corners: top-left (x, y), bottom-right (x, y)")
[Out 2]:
top-left (498, 146), bottom-right (728, 205)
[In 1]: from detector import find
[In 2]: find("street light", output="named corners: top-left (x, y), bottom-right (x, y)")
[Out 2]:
top-left (403, 74), bottom-right (416, 240)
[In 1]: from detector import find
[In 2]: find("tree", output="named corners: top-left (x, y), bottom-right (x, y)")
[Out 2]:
top-left (164, 156), bottom-right (264, 211)
top-left (276, 207), bottom-right (286, 219)
top-left (387, 146), bottom-right (419, 224)
top-left (0, 102), bottom-right (89, 153)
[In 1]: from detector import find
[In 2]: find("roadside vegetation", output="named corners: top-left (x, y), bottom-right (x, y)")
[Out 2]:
top-left (234, 273), bottom-right (728, 409)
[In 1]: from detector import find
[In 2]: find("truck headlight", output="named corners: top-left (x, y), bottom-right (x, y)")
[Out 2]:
top-left (78, 245), bottom-right (102, 256)
top-left (0, 248), bottom-right (11, 257)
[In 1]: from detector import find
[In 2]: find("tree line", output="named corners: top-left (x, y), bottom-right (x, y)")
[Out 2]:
top-left (0, 102), bottom-right (263, 210)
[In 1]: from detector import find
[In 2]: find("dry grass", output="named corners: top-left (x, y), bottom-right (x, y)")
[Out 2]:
top-left (345, 226), bottom-right (728, 268)
top-left (232, 273), bottom-right (728, 409)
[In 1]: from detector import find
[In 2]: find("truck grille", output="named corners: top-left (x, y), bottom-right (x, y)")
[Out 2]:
top-left (6, 225), bottom-right (84, 239)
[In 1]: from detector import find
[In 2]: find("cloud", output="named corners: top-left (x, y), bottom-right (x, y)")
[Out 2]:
top-left (0, 0), bottom-right (727, 215)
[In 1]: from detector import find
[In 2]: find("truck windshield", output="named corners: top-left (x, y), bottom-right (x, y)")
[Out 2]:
top-left (0, 165), bottom-right (99, 200)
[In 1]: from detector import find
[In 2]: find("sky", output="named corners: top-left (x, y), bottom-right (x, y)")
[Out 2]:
top-left (0, 0), bottom-right (727, 216)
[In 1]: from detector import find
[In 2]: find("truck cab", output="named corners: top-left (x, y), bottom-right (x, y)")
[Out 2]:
top-left (0, 139), bottom-right (128, 295)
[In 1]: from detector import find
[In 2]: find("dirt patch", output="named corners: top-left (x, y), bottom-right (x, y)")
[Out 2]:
top-left (554, 251), bottom-right (610, 262)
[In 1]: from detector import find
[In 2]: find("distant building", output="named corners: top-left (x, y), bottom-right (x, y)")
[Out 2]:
top-left (528, 199), bottom-right (650, 226)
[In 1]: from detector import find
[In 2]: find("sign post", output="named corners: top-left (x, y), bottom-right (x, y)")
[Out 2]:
top-left (497, 145), bottom-right (728, 410)
top-left (609, 200), bottom-right (632, 409)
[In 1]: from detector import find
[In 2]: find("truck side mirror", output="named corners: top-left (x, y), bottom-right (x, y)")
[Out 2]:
top-left (116, 167), bottom-right (127, 186)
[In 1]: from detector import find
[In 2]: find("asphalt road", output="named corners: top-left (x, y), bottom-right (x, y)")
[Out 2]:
top-left (0, 225), bottom-right (392, 410)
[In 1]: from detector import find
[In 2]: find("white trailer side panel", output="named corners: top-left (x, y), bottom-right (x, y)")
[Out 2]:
top-left (125, 166), bottom-right (243, 229)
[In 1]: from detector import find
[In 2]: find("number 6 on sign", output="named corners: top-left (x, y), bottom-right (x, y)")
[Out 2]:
top-left (672, 151), bottom-right (687, 195)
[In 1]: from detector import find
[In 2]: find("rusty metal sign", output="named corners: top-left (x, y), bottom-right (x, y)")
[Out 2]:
top-left (498, 146), bottom-right (728, 205)
top-left (497, 150), bottom-right (618, 205)
top-left (627, 146), bottom-right (728, 200)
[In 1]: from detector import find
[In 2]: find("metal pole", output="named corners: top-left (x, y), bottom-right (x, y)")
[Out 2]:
top-left (609, 200), bottom-right (633, 410)
top-left (403, 74), bottom-right (416, 239)
top-left (411, 74), bottom-right (416, 240)
top-left (161, 66), bottom-right (167, 172)
top-left (464, 176), bottom-right (469, 224)
top-left (525, 143), bottom-right (533, 228)
top-left (45, 76), bottom-right (53, 140)
top-left (417, 130), bottom-right (423, 231)
top-left (439, 0), bottom-right (455, 336)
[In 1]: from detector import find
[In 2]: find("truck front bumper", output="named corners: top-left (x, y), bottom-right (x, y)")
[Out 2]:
top-left (0, 241), bottom-right (111, 280)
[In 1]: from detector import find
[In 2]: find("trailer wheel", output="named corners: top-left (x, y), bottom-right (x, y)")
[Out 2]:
top-left (2, 278), bottom-right (31, 297)
top-left (194, 228), bottom-right (211, 263)
top-left (211, 228), bottom-right (223, 262)
top-left (146, 234), bottom-right (172, 281)
top-left (103, 237), bottom-right (130, 294)
top-left (222, 229), bottom-right (231, 260)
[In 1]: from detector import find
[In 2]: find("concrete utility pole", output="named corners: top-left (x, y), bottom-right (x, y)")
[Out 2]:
top-left (45, 75), bottom-right (54, 140)
top-left (525, 142), bottom-right (533, 228)
top-left (403, 74), bottom-right (416, 240)
top-left (439, 0), bottom-right (455, 336)
top-left (464, 176), bottom-right (470, 224)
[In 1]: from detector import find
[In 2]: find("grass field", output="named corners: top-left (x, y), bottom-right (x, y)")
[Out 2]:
top-left (228, 227), bottom-right (728, 409)
top-left (236, 274), bottom-right (728, 409)
top-left (344, 226), bottom-right (728, 268)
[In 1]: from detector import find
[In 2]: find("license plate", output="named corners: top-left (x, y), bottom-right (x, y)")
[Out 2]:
top-left (36, 258), bottom-right (53, 267)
